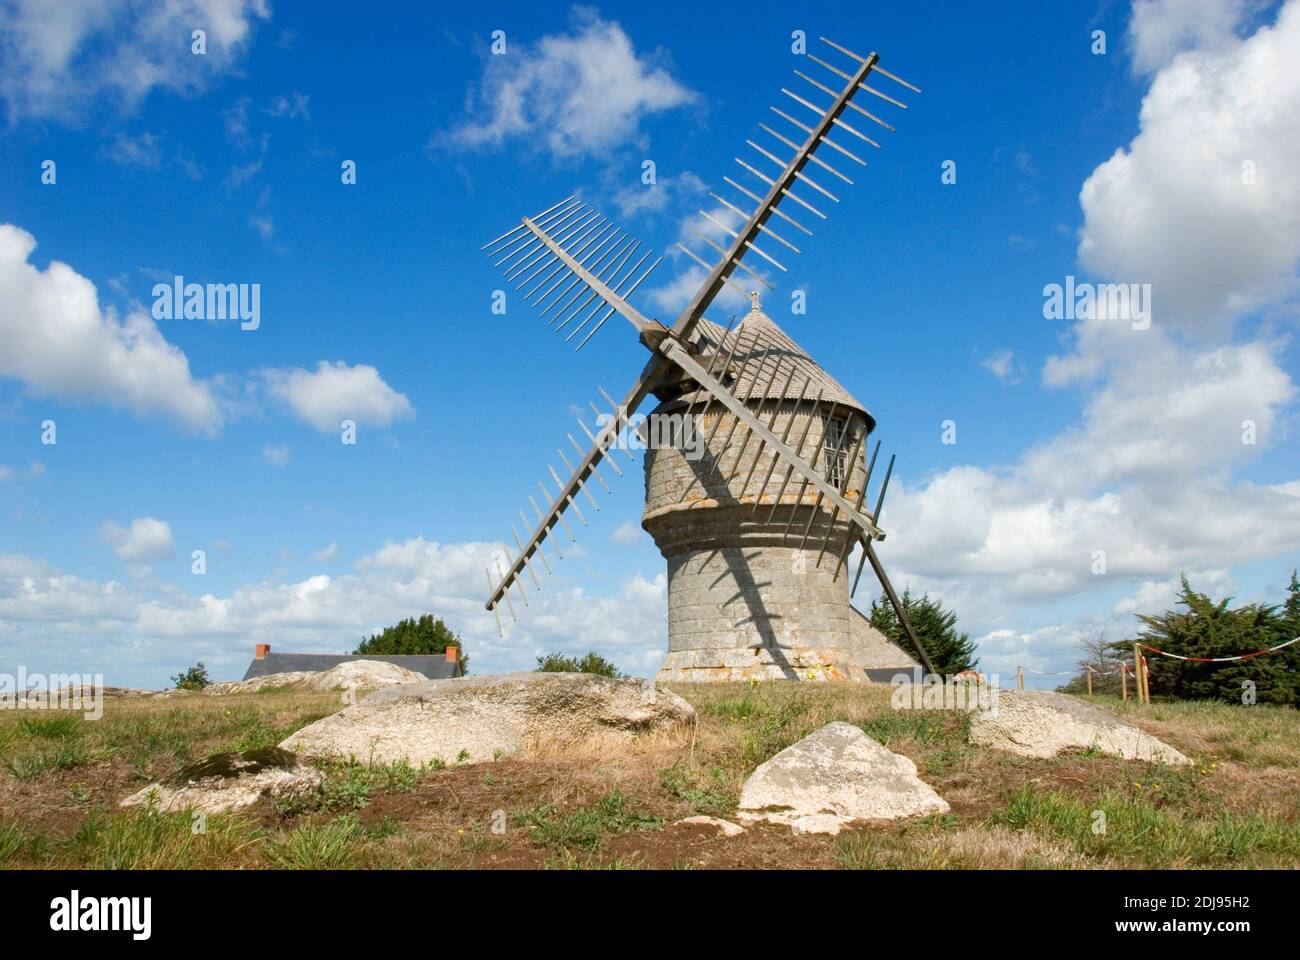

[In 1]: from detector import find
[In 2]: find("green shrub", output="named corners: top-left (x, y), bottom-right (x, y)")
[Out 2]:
top-left (171, 663), bottom-right (210, 690)
top-left (535, 651), bottom-right (624, 677)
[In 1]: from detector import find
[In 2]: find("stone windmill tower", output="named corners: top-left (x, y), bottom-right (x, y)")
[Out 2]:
top-left (643, 293), bottom-right (917, 681)
top-left (477, 36), bottom-right (935, 680)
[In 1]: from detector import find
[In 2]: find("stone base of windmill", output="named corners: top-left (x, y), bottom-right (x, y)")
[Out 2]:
top-left (656, 645), bottom-right (869, 683)
top-left (656, 611), bottom-right (918, 683)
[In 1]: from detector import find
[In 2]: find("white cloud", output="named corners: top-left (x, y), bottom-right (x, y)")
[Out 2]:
top-left (1112, 569), bottom-right (1231, 617)
top-left (440, 9), bottom-right (695, 159)
top-left (612, 171), bottom-right (705, 219)
top-left (0, 223), bottom-right (224, 433)
top-left (646, 202), bottom-right (775, 317)
top-left (981, 348), bottom-right (1023, 385)
top-left (102, 130), bottom-right (162, 169)
top-left (1128, 0), bottom-right (1250, 74)
top-left (262, 361), bottom-right (414, 433)
top-left (266, 91), bottom-right (309, 119)
top-left (100, 516), bottom-right (175, 576)
top-left (646, 263), bottom-right (750, 317)
top-left (611, 520), bottom-right (642, 544)
top-left (0, 0), bottom-right (271, 122)
top-left (261, 444), bottom-right (289, 467)
top-left (0, 538), bottom-right (668, 685)
top-left (1079, 0), bottom-right (1300, 334)
top-left (311, 542), bottom-right (339, 563)
top-left (248, 213), bottom-right (274, 240)
top-left (221, 157), bottom-right (262, 191)
top-left (222, 96), bottom-right (252, 147)
top-left (0, 465), bottom-right (11, 482)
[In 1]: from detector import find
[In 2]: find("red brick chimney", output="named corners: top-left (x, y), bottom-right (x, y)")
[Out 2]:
top-left (255, 643), bottom-right (271, 660)
top-left (444, 645), bottom-right (459, 664)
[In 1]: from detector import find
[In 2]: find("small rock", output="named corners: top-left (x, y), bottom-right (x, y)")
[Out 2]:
top-left (789, 813), bottom-right (849, 836)
top-left (675, 816), bottom-right (746, 837)
top-left (120, 746), bottom-right (322, 815)
top-left (280, 672), bottom-right (695, 767)
top-left (736, 722), bottom-right (948, 833)
top-left (969, 690), bottom-right (1190, 764)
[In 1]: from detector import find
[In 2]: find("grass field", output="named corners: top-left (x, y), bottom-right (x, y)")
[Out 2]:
top-left (1, 683), bottom-right (1297, 869)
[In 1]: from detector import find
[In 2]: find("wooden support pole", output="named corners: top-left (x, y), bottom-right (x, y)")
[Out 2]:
top-left (1122, 662), bottom-right (1129, 702)
top-left (1133, 643), bottom-right (1146, 704)
top-left (1017, 667), bottom-right (1024, 691)
top-left (1086, 670), bottom-right (1093, 697)
top-left (863, 541), bottom-right (935, 676)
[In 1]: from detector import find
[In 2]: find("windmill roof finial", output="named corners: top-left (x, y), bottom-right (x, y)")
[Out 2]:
top-left (750, 290), bottom-right (761, 312)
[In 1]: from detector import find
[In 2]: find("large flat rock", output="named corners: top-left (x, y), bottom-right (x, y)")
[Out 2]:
top-left (120, 747), bottom-right (322, 815)
top-left (280, 672), bottom-right (696, 767)
top-left (736, 722), bottom-right (949, 835)
top-left (969, 690), bottom-right (1190, 764)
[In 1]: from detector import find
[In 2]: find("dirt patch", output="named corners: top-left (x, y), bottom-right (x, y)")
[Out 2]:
top-left (0, 757), bottom-right (145, 838)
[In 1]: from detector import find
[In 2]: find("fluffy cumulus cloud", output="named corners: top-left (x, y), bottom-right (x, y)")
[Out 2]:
top-left (0, 0), bottom-right (270, 122)
top-left (0, 538), bottom-right (668, 687)
top-left (441, 8), bottom-right (695, 159)
top-left (876, 1), bottom-right (1300, 679)
top-left (1079, 0), bottom-right (1300, 333)
top-left (100, 516), bottom-right (176, 577)
top-left (981, 348), bottom-right (1023, 385)
top-left (0, 224), bottom-right (224, 433)
top-left (1127, 0), bottom-right (1251, 74)
top-left (261, 361), bottom-right (414, 433)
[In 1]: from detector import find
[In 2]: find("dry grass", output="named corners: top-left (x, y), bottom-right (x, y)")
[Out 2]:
top-left (1, 682), bottom-right (1296, 869)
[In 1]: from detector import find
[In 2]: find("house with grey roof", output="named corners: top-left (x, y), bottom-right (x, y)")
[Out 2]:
top-left (240, 643), bottom-right (463, 681)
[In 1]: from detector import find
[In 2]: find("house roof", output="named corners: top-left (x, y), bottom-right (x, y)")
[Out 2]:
top-left (241, 653), bottom-right (461, 682)
top-left (660, 294), bottom-right (873, 430)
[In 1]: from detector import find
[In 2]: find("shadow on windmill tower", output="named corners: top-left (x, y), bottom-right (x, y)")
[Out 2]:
top-left (478, 36), bottom-right (936, 682)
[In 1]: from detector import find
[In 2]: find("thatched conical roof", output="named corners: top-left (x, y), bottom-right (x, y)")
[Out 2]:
top-left (658, 293), bottom-right (873, 430)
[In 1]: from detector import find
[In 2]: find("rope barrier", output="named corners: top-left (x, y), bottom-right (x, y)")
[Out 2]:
top-left (1137, 636), bottom-right (1299, 664)
top-left (1015, 636), bottom-right (1299, 681)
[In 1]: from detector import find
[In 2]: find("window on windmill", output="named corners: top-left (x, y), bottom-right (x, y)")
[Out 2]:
top-left (823, 416), bottom-right (848, 486)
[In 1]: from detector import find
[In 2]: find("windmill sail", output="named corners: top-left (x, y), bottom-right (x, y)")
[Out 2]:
top-left (483, 362), bottom-right (659, 618)
top-left (481, 198), bottom-right (662, 352)
top-left (670, 37), bottom-right (919, 342)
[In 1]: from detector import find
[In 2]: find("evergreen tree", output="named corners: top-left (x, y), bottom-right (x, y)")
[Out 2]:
top-left (868, 589), bottom-right (978, 675)
top-left (1136, 575), bottom-right (1296, 705)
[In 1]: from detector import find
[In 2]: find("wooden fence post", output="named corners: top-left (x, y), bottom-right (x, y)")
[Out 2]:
top-left (1133, 643), bottom-right (1148, 704)
top-left (1086, 670), bottom-right (1093, 697)
top-left (1017, 668), bottom-right (1024, 691)
top-left (1122, 662), bottom-right (1129, 702)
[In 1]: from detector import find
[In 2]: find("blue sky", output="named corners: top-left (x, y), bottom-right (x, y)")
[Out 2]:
top-left (1, 0), bottom-right (1298, 688)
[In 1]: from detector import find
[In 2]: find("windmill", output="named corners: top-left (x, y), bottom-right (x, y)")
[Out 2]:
top-left (478, 36), bottom-right (936, 681)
